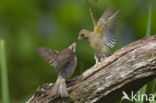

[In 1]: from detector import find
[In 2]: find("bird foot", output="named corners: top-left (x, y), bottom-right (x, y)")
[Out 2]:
top-left (100, 58), bottom-right (105, 62)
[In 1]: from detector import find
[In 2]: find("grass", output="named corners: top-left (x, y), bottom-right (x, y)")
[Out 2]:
top-left (133, 4), bottom-right (154, 103)
top-left (119, 5), bottom-right (155, 103)
top-left (0, 2), bottom-right (154, 103)
top-left (0, 39), bottom-right (10, 103)
top-left (146, 5), bottom-right (151, 37)
top-left (136, 85), bottom-right (147, 103)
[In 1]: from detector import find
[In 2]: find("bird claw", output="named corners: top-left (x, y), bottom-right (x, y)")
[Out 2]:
top-left (100, 58), bottom-right (105, 62)
top-left (96, 60), bottom-right (99, 64)
top-left (94, 55), bottom-right (99, 64)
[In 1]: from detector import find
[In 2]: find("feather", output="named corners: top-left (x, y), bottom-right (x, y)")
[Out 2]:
top-left (97, 8), bottom-right (121, 48)
top-left (97, 8), bottom-right (116, 27)
top-left (50, 75), bottom-right (68, 97)
top-left (36, 47), bottom-right (59, 67)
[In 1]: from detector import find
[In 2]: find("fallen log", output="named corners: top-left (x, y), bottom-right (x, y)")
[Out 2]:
top-left (27, 35), bottom-right (156, 103)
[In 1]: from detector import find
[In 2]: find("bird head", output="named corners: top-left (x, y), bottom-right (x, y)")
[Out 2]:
top-left (68, 42), bottom-right (76, 53)
top-left (78, 29), bottom-right (90, 40)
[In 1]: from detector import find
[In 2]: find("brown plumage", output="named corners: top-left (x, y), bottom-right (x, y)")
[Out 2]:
top-left (36, 42), bottom-right (77, 97)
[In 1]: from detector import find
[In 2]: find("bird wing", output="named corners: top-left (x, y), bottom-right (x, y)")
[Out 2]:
top-left (95, 8), bottom-right (120, 48)
top-left (56, 49), bottom-right (74, 67)
top-left (54, 49), bottom-right (74, 73)
top-left (36, 47), bottom-right (59, 68)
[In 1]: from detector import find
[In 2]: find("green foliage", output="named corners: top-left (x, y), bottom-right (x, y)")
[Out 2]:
top-left (146, 5), bottom-right (152, 36)
top-left (136, 85), bottom-right (147, 103)
top-left (0, 0), bottom-right (156, 102)
top-left (0, 39), bottom-right (10, 103)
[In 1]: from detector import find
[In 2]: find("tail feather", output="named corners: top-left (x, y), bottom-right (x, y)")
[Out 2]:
top-left (59, 79), bottom-right (68, 97)
top-left (51, 79), bottom-right (60, 96)
top-left (51, 76), bottom-right (68, 97)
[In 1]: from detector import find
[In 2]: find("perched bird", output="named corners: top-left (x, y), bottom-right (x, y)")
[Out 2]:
top-left (78, 8), bottom-right (120, 63)
top-left (36, 42), bottom-right (77, 97)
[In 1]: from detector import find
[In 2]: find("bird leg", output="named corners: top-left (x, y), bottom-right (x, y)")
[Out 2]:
top-left (94, 55), bottom-right (99, 64)
top-left (100, 58), bottom-right (105, 62)
top-left (100, 54), bottom-right (106, 62)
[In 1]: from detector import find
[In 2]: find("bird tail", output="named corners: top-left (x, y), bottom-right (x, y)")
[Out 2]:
top-left (51, 75), bottom-right (68, 97)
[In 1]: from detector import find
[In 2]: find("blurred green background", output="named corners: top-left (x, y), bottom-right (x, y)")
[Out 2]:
top-left (0, 0), bottom-right (156, 102)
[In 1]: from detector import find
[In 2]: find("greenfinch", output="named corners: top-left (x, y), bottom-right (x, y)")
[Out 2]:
top-left (78, 8), bottom-right (120, 63)
top-left (36, 42), bottom-right (77, 97)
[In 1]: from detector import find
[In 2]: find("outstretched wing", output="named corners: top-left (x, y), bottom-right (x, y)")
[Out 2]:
top-left (36, 47), bottom-right (59, 67)
top-left (96, 8), bottom-right (120, 48)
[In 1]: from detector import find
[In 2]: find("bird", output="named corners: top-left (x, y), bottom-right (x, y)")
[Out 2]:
top-left (35, 42), bottom-right (77, 97)
top-left (78, 8), bottom-right (120, 64)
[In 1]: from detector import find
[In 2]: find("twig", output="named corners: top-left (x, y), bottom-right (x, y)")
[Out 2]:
top-left (85, 0), bottom-right (96, 26)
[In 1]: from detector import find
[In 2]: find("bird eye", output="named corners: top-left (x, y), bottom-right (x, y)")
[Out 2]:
top-left (81, 34), bottom-right (84, 37)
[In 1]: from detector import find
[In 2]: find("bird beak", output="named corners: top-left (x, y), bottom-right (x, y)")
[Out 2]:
top-left (69, 42), bottom-right (76, 52)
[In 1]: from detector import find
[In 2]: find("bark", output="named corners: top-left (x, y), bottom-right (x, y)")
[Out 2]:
top-left (27, 35), bottom-right (156, 103)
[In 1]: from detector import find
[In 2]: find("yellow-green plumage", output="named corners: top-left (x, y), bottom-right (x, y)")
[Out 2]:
top-left (78, 8), bottom-right (120, 63)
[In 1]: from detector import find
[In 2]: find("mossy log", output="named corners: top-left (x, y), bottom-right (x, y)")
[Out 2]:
top-left (27, 35), bottom-right (156, 103)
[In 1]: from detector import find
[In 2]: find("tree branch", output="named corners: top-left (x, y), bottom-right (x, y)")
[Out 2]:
top-left (27, 35), bottom-right (156, 103)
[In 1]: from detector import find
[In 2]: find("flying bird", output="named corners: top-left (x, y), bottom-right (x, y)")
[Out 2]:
top-left (36, 42), bottom-right (77, 97)
top-left (78, 8), bottom-right (120, 63)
